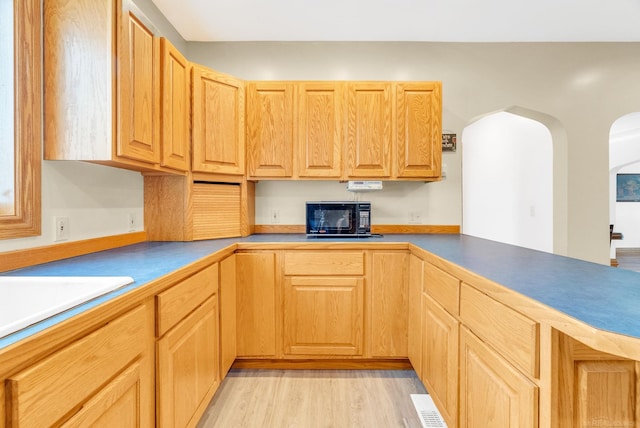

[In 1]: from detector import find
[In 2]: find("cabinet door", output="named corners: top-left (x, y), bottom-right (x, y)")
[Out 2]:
top-left (236, 252), bottom-right (277, 357)
top-left (220, 254), bottom-right (237, 378)
top-left (59, 361), bottom-right (145, 428)
top-left (43, 0), bottom-right (115, 162)
top-left (192, 65), bottom-right (245, 175)
top-left (157, 297), bottom-right (219, 428)
top-left (407, 254), bottom-right (424, 378)
top-left (422, 293), bottom-right (459, 428)
top-left (118, 2), bottom-right (160, 164)
top-left (395, 82), bottom-right (442, 178)
top-left (459, 327), bottom-right (538, 428)
top-left (284, 276), bottom-right (364, 356)
top-left (159, 37), bottom-right (189, 171)
top-left (554, 332), bottom-right (638, 428)
top-left (246, 82), bottom-right (294, 178)
top-left (297, 82), bottom-right (344, 178)
top-left (6, 304), bottom-right (153, 427)
top-left (369, 251), bottom-right (409, 357)
top-left (346, 82), bottom-right (393, 178)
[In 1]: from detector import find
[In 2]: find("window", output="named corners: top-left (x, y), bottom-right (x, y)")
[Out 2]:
top-left (0, 0), bottom-right (41, 239)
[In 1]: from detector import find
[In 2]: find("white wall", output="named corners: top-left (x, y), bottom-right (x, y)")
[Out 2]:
top-left (0, 162), bottom-right (143, 252)
top-left (255, 180), bottom-right (458, 226)
top-left (462, 112), bottom-right (553, 253)
top-left (188, 42), bottom-right (640, 264)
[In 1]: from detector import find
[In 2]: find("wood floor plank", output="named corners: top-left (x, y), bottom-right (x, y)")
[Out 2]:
top-left (197, 369), bottom-right (427, 428)
top-left (616, 248), bottom-right (640, 272)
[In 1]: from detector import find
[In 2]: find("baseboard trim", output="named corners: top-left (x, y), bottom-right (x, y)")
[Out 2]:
top-left (254, 224), bottom-right (460, 234)
top-left (0, 231), bottom-right (147, 273)
top-left (232, 358), bottom-right (413, 370)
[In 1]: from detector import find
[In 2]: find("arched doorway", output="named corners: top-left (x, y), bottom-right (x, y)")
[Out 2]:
top-left (609, 112), bottom-right (640, 262)
top-left (462, 107), bottom-right (567, 254)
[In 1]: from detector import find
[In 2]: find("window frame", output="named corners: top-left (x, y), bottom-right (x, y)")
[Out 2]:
top-left (0, 0), bottom-right (41, 239)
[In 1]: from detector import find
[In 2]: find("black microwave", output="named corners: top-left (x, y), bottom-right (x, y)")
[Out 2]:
top-left (306, 201), bottom-right (371, 237)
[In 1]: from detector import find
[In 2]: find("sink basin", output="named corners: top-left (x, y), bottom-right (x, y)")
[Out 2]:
top-left (0, 276), bottom-right (134, 338)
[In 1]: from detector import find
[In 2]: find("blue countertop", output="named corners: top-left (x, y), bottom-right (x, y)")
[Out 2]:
top-left (2, 234), bottom-right (639, 350)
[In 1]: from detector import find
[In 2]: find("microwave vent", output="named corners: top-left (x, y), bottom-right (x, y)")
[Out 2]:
top-left (347, 180), bottom-right (383, 192)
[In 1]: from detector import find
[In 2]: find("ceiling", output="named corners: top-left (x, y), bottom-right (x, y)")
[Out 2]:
top-left (151, 0), bottom-right (640, 42)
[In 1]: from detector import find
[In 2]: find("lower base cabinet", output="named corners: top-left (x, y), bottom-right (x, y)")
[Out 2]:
top-left (236, 252), bottom-right (277, 358)
top-left (553, 331), bottom-right (639, 428)
top-left (157, 297), bottom-right (219, 428)
top-left (5, 303), bottom-right (154, 427)
top-left (421, 293), bottom-right (459, 428)
top-left (459, 326), bottom-right (538, 428)
top-left (219, 254), bottom-right (237, 378)
top-left (283, 276), bottom-right (364, 356)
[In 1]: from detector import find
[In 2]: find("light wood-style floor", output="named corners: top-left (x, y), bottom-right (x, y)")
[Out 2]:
top-left (197, 369), bottom-right (428, 428)
top-left (617, 248), bottom-right (640, 272)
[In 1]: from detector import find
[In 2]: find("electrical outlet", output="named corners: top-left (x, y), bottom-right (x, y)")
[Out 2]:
top-left (128, 213), bottom-right (136, 231)
top-left (270, 209), bottom-right (280, 224)
top-left (54, 216), bottom-right (70, 241)
top-left (408, 212), bottom-right (422, 224)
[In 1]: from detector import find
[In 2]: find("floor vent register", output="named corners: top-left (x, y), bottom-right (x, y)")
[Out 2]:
top-left (410, 394), bottom-right (448, 428)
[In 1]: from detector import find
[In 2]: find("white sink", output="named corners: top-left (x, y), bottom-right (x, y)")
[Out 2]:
top-left (0, 276), bottom-right (134, 338)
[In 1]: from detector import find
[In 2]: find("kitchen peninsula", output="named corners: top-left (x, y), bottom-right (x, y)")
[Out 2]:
top-left (1, 234), bottom-right (639, 427)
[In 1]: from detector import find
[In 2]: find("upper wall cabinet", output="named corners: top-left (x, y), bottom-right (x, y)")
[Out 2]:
top-left (245, 80), bottom-right (442, 181)
top-left (159, 38), bottom-right (190, 172)
top-left (118, 1), bottom-right (160, 164)
top-left (246, 82), bottom-right (294, 179)
top-left (297, 82), bottom-right (344, 178)
top-left (345, 82), bottom-right (393, 178)
top-left (192, 65), bottom-right (246, 175)
top-left (396, 82), bottom-right (442, 178)
top-left (44, 0), bottom-right (185, 175)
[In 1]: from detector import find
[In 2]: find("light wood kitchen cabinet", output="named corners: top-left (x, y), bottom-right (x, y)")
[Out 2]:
top-left (407, 254), bottom-right (424, 378)
top-left (297, 82), bottom-right (344, 178)
top-left (369, 251), bottom-right (409, 357)
top-left (346, 82), bottom-right (393, 178)
top-left (192, 65), bottom-right (245, 175)
top-left (245, 80), bottom-right (441, 181)
top-left (459, 326), bottom-right (538, 428)
top-left (395, 82), bottom-right (442, 179)
top-left (422, 293), bottom-right (459, 428)
top-left (145, 178), bottom-right (248, 241)
top-left (246, 82), bottom-right (294, 178)
top-left (553, 331), bottom-right (638, 428)
top-left (157, 297), bottom-right (218, 428)
top-left (5, 303), bottom-right (154, 427)
top-left (219, 255), bottom-right (237, 378)
top-left (44, 0), bottom-right (174, 173)
top-left (283, 276), bottom-right (364, 356)
top-left (283, 251), bottom-right (365, 357)
top-left (236, 252), bottom-right (278, 357)
top-left (1, 385), bottom-right (4, 428)
top-left (156, 264), bottom-right (219, 428)
top-left (118, 0), bottom-right (160, 164)
top-left (420, 262), bottom-right (460, 427)
top-left (159, 37), bottom-right (190, 172)
top-left (460, 282), bottom-right (539, 378)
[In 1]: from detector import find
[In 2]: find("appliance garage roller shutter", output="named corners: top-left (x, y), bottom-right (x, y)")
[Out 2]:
top-left (192, 182), bottom-right (241, 240)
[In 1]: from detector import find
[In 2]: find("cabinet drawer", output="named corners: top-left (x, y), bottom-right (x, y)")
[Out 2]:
top-left (284, 251), bottom-right (364, 275)
top-left (460, 283), bottom-right (539, 378)
top-left (6, 304), bottom-right (149, 428)
top-left (424, 262), bottom-right (460, 315)
top-left (156, 264), bottom-right (218, 336)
